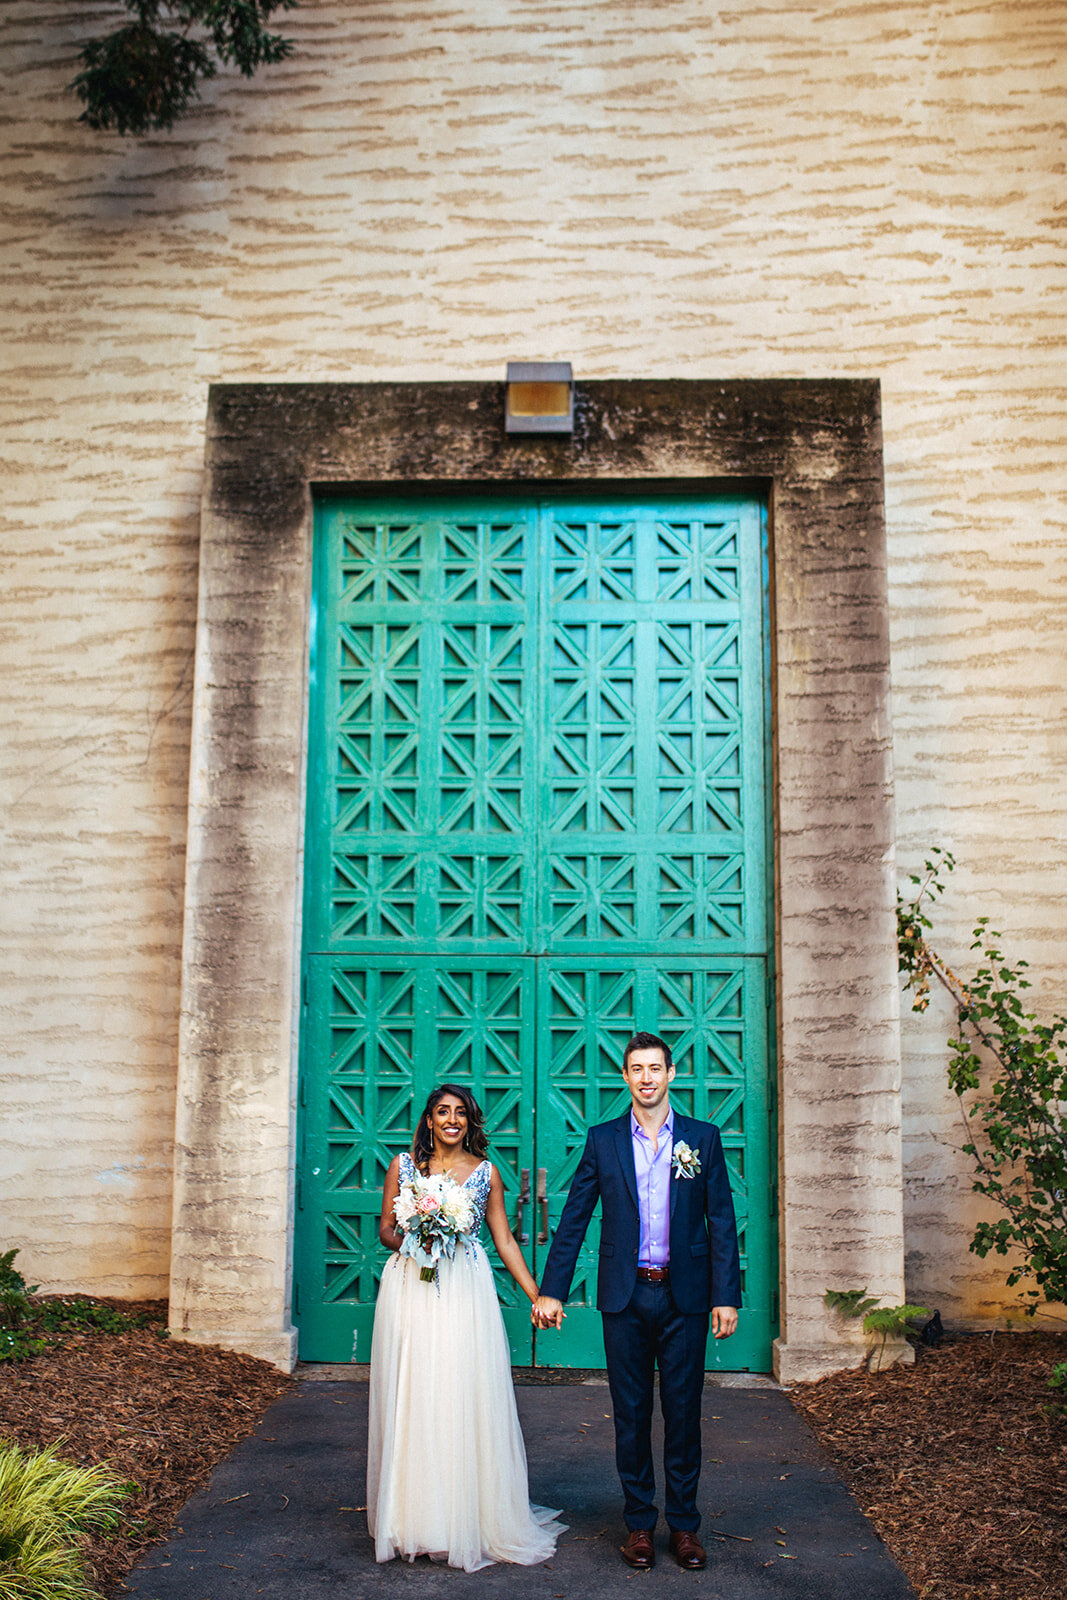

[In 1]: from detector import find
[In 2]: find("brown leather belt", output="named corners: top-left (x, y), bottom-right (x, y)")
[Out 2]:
top-left (636, 1265), bottom-right (670, 1283)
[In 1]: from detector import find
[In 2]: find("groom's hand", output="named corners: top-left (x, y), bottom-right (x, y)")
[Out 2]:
top-left (531, 1295), bottom-right (564, 1330)
top-left (712, 1306), bottom-right (738, 1338)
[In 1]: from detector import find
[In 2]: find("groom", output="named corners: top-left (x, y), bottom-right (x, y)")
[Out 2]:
top-left (532, 1032), bottom-right (741, 1571)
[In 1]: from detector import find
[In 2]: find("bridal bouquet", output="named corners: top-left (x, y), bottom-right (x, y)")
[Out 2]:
top-left (393, 1171), bottom-right (476, 1282)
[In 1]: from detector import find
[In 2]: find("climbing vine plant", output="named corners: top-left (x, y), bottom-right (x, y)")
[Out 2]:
top-left (898, 850), bottom-right (1067, 1312)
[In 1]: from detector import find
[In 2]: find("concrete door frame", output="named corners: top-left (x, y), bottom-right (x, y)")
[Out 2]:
top-left (171, 379), bottom-right (903, 1381)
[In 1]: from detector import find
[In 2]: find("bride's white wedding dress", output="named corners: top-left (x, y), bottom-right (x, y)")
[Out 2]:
top-left (367, 1154), bottom-right (566, 1571)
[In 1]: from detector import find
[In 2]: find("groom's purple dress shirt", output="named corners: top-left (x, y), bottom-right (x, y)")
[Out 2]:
top-left (631, 1106), bottom-right (674, 1267)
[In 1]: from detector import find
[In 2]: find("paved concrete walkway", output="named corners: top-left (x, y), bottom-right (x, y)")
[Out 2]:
top-left (122, 1377), bottom-right (915, 1599)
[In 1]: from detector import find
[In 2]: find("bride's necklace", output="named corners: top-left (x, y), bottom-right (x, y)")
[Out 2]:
top-left (432, 1151), bottom-right (463, 1178)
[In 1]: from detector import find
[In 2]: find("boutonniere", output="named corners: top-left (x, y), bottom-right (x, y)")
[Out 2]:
top-left (671, 1141), bottom-right (701, 1180)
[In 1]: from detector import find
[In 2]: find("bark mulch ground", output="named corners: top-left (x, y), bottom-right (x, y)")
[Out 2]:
top-left (0, 1298), bottom-right (292, 1597)
top-left (2, 1301), bottom-right (1064, 1600)
top-left (791, 1330), bottom-right (1067, 1600)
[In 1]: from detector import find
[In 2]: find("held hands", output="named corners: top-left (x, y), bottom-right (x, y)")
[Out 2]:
top-left (712, 1306), bottom-right (738, 1339)
top-left (531, 1299), bottom-right (734, 1333)
top-left (531, 1295), bottom-right (565, 1330)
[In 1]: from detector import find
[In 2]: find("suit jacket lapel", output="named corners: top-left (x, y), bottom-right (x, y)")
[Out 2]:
top-left (668, 1109), bottom-right (692, 1221)
top-left (613, 1112), bottom-right (639, 1212)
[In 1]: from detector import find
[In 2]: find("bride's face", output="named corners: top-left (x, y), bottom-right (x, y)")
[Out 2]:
top-left (430, 1095), bottom-right (469, 1150)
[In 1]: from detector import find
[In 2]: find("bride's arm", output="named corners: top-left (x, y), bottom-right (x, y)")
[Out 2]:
top-left (484, 1166), bottom-right (540, 1303)
top-left (378, 1154), bottom-right (404, 1252)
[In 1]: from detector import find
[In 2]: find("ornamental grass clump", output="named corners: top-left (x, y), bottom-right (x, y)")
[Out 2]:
top-left (0, 1439), bottom-right (132, 1600)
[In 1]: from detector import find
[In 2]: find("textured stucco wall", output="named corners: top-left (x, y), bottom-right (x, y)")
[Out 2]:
top-left (1, 0), bottom-right (1064, 1327)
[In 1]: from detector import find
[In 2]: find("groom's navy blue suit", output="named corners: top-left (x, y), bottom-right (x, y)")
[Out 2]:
top-left (540, 1110), bottom-right (742, 1532)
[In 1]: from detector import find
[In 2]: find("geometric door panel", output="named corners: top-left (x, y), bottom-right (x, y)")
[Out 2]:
top-left (535, 958), bottom-right (772, 1373)
top-left (298, 956), bottom-right (534, 1364)
top-left (295, 496), bottom-right (775, 1369)
top-left (540, 505), bottom-right (769, 959)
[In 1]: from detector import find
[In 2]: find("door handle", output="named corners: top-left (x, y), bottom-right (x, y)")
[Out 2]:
top-left (537, 1167), bottom-right (549, 1244)
top-left (516, 1167), bottom-right (531, 1245)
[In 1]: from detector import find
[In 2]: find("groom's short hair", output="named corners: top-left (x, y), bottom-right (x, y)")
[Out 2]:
top-left (622, 1031), bottom-right (673, 1071)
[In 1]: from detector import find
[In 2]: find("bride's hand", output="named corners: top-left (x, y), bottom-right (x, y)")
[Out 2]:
top-left (531, 1295), bottom-right (564, 1330)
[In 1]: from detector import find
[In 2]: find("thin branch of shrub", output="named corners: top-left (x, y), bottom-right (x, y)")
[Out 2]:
top-left (898, 850), bottom-right (1067, 1316)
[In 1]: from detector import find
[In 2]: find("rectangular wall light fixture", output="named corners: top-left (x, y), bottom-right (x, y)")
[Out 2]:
top-left (505, 361), bottom-right (574, 434)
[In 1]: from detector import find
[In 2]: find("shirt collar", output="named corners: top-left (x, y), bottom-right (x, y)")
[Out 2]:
top-left (631, 1105), bottom-right (674, 1143)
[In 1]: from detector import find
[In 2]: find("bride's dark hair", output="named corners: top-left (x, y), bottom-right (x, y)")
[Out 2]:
top-left (413, 1083), bottom-right (489, 1173)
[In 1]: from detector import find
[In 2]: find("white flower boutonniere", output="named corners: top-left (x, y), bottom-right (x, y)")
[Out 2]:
top-left (671, 1141), bottom-right (701, 1180)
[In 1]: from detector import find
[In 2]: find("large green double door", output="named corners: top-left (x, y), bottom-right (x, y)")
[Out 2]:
top-left (295, 496), bottom-right (776, 1369)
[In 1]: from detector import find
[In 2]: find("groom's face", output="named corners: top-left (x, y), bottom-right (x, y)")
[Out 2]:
top-left (622, 1046), bottom-right (675, 1113)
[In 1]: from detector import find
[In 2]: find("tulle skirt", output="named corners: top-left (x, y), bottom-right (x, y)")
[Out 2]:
top-left (367, 1240), bottom-right (565, 1571)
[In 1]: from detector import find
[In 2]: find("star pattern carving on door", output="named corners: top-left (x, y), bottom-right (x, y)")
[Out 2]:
top-left (297, 497), bottom-right (773, 1369)
top-left (440, 622), bottom-right (526, 834)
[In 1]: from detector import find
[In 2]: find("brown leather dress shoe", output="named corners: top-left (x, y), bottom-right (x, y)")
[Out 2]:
top-left (621, 1529), bottom-right (656, 1568)
top-left (669, 1530), bottom-right (707, 1569)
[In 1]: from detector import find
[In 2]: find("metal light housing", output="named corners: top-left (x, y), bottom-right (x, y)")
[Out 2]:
top-left (505, 361), bottom-right (574, 434)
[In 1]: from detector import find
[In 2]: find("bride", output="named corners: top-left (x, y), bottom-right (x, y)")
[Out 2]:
top-left (367, 1083), bottom-right (566, 1571)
